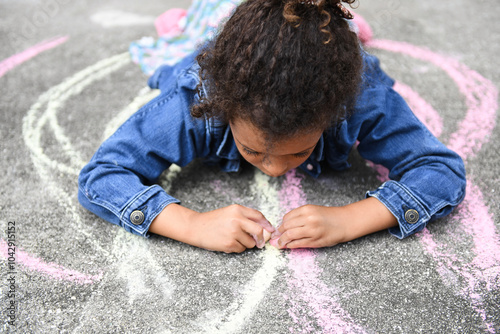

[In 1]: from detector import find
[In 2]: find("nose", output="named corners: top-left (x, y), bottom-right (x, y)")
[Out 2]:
top-left (261, 157), bottom-right (289, 177)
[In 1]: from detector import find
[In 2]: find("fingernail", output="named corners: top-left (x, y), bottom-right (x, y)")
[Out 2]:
top-left (269, 238), bottom-right (279, 248)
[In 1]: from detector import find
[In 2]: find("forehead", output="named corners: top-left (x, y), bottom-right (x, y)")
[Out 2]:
top-left (230, 119), bottom-right (323, 154)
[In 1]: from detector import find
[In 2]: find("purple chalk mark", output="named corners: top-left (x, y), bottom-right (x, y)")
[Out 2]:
top-left (0, 36), bottom-right (69, 78)
top-left (280, 170), bottom-right (366, 334)
top-left (0, 239), bottom-right (102, 284)
top-left (368, 39), bottom-right (499, 333)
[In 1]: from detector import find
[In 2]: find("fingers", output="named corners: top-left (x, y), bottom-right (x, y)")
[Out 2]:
top-left (275, 225), bottom-right (310, 249)
top-left (229, 204), bottom-right (274, 249)
top-left (242, 207), bottom-right (275, 233)
top-left (273, 205), bottom-right (320, 249)
top-left (242, 219), bottom-right (267, 248)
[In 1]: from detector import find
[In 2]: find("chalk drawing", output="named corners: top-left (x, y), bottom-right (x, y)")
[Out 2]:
top-left (17, 53), bottom-right (158, 285)
top-left (24, 52), bottom-right (131, 176)
top-left (0, 46), bottom-right (136, 284)
top-left (0, 239), bottom-right (101, 284)
top-left (7, 11), bottom-right (497, 333)
top-left (112, 231), bottom-right (175, 304)
top-left (21, 53), bottom-right (132, 263)
top-left (367, 39), bottom-right (499, 333)
top-left (280, 170), bottom-right (366, 334)
top-left (90, 10), bottom-right (155, 28)
top-left (197, 170), bottom-right (285, 334)
top-left (0, 36), bottom-right (68, 78)
top-left (366, 39), bottom-right (497, 160)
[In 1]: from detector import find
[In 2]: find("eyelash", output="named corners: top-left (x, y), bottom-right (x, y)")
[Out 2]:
top-left (293, 151), bottom-right (310, 158)
top-left (244, 148), bottom-right (309, 158)
top-left (244, 148), bottom-right (260, 156)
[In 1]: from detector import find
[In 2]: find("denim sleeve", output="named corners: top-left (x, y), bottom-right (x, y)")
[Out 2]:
top-left (352, 55), bottom-right (466, 238)
top-left (78, 65), bottom-right (210, 237)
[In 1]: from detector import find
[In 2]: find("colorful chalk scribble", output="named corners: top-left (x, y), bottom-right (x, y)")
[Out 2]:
top-left (0, 12), bottom-right (498, 333)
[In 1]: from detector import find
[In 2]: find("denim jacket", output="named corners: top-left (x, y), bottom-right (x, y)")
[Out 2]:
top-left (78, 51), bottom-right (466, 240)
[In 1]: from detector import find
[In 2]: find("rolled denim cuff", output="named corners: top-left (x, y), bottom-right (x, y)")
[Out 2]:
top-left (121, 185), bottom-right (180, 237)
top-left (366, 180), bottom-right (431, 239)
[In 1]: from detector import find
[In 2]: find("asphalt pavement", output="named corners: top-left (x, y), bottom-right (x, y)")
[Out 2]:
top-left (1, 0), bottom-right (499, 333)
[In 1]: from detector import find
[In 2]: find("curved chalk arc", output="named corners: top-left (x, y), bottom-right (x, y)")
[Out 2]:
top-left (368, 39), bottom-right (499, 333)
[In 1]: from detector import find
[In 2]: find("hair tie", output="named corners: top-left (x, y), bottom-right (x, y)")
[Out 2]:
top-left (336, 3), bottom-right (353, 20)
top-left (302, 1), bottom-right (354, 20)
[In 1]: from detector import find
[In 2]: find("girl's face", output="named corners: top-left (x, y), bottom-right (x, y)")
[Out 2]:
top-left (230, 119), bottom-right (323, 177)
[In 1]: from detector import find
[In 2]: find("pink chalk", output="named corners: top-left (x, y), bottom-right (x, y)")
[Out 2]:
top-left (0, 239), bottom-right (102, 284)
top-left (461, 181), bottom-right (500, 275)
top-left (279, 170), bottom-right (366, 333)
top-left (367, 39), bottom-right (499, 333)
top-left (0, 36), bottom-right (68, 78)
top-left (279, 169), bottom-right (307, 213)
top-left (366, 39), bottom-right (498, 160)
top-left (155, 8), bottom-right (187, 37)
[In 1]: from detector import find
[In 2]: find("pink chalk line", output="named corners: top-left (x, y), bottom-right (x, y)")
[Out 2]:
top-left (366, 39), bottom-right (498, 160)
top-left (0, 36), bottom-right (69, 78)
top-left (0, 238), bottom-right (102, 284)
top-left (367, 40), bottom-right (499, 333)
top-left (279, 170), bottom-right (366, 334)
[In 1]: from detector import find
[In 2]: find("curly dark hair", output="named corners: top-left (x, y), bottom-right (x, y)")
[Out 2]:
top-left (192, 0), bottom-right (363, 141)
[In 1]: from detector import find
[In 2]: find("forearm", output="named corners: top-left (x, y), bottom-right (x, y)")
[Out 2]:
top-left (341, 197), bottom-right (398, 242)
top-left (149, 203), bottom-right (199, 245)
top-left (150, 203), bottom-right (274, 253)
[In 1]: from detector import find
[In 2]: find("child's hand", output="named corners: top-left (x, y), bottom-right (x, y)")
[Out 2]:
top-left (271, 205), bottom-right (349, 249)
top-left (271, 198), bottom-right (398, 249)
top-left (191, 204), bottom-right (275, 253)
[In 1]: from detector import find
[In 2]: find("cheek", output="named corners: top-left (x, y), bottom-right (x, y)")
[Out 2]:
top-left (242, 155), bottom-right (262, 167)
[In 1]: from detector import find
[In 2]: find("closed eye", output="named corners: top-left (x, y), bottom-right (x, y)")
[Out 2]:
top-left (243, 147), bottom-right (260, 156)
top-left (293, 151), bottom-right (310, 158)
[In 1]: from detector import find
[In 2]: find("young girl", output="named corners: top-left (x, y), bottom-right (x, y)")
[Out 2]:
top-left (78, 0), bottom-right (466, 253)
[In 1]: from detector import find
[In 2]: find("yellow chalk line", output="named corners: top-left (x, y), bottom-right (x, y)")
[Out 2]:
top-left (197, 169), bottom-right (285, 333)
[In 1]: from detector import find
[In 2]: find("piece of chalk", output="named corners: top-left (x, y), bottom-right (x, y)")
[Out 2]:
top-left (263, 229), bottom-right (272, 243)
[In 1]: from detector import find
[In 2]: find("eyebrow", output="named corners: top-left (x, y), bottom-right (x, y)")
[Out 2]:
top-left (235, 138), bottom-right (317, 155)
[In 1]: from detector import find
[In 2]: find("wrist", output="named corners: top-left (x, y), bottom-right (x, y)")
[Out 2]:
top-left (149, 203), bottom-right (200, 244)
top-left (340, 197), bottom-right (398, 242)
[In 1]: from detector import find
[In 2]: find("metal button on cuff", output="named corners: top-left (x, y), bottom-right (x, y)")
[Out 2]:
top-left (130, 210), bottom-right (145, 225)
top-left (404, 209), bottom-right (419, 224)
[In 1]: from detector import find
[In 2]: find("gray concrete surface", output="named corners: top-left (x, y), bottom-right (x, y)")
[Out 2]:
top-left (1, 0), bottom-right (499, 333)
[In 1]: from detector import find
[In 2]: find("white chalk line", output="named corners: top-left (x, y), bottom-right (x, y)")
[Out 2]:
top-left (25, 49), bottom-right (285, 333)
top-left (71, 230), bottom-right (176, 334)
top-left (71, 92), bottom-right (182, 333)
top-left (194, 170), bottom-right (285, 334)
top-left (22, 53), bottom-right (134, 260)
top-left (113, 230), bottom-right (176, 304)
top-left (44, 53), bottom-right (130, 174)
